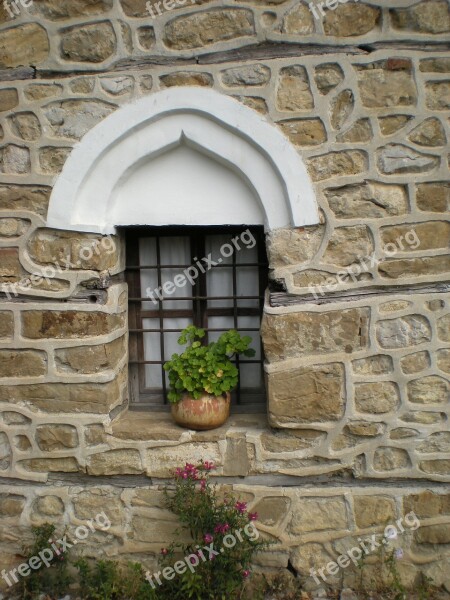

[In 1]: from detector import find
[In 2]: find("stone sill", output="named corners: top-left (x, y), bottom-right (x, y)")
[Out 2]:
top-left (108, 410), bottom-right (269, 443)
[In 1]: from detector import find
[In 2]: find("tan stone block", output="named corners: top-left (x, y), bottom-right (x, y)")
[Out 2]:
top-left (419, 459), bottom-right (450, 475)
top-left (377, 144), bottom-right (439, 175)
top-left (291, 542), bottom-right (332, 576)
top-left (277, 65), bottom-right (314, 112)
top-left (0, 185), bottom-right (50, 216)
top-left (55, 337), bottom-right (125, 374)
top-left (36, 425), bottom-right (79, 451)
top-left (390, 1), bottom-right (450, 33)
top-left (357, 66), bottom-right (417, 108)
top-left (70, 77), bottom-right (95, 94)
top-left (381, 222), bottom-right (450, 252)
top-left (407, 376), bottom-right (449, 404)
top-left (355, 382), bottom-right (400, 414)
top-left (379, 300), bottom-right (412, 313)
top-left (160, 72), bottom-right (213, 87)
top-left (346, 421), bottom-right (385, 437)
top-left (404, 490), bottom-right (450, 518)
top-left (437, 314), bottom-right (450, 341)
top-left (268, 363), bottom-right (345, 425)
top-left (0, 248), bottom-right (23, 282)
top-left (232, 95), bottom-right (267, 114)
top-left (0, 494), bottom-right (25, 517)
top-left (401, 411), bottom-right (446, 425)
top-left (0, 377), bottom-right (124, 413)
top-left (354, 496), bottom-right (396, 528)
top-left (330, 89), bottom-right (354, 130)
top-left (379, 255), bottom-right (450, 279)
top-left (251, 497), bottom-right (290, 527)
top-left (400, 351), bottom-right (431, 375)
top-left (0, 312), bottom-right (13, 339)
top-left (390, 428), bottom-right (419, 440)
top-left (376, 315), bottom-right (431, 349)
top-left (44, 99), bottom-right (116, 140)
top-left (307, 150), bottom-right (367, 181)
top-left (0, 145), bottom-right (30, 175)
top-left (324, 4), bottom-right (380, 37)
top-left (33, 495), bottom-right (65, 516)
top-left (420, 58), bottom-right (450, 73)
top-left (131, 489), bottom-right (166, 508)
top-left (224, 435), bottom-right (249, 476)
top-left (73, 489), bottom-right (123, 525)
top-left (24, 84), bottom-right (63, 101)
top-left (352, 355), bottom-right (393, 376)
top-left (278, 119), bottom-right (327, 146)
top-left (61, 22), bottom-right (117, 63)
top-left (336, 119), bottom-right (373, 143)
top-left (262, 308), bottom-right (369, 362)
top-left (1, 411), bottom-right (30, 425)
top-left (267, 226), bottom-right (324, 268)
top-left (14, 435), bottom-right (31, 451)
top-left (87, 449), bottom-right (143, 475)
top-left (261, 430), bottom-right (325, 452)
top-left (325, 181), bottom-right (408, 219)
top-left (437, 349), bottom-right (450, 373)
top-left (417, 432), bottom-right (450, 454)
top-left (416, 524), bottom-right (450, 544)
top-left (39, 147), bottom-right (71, 175)
top-left (22, 311), bottom-right (125, 340)
top-left (221, 65), bottom-right (271, 87)
top-left (0, 350), bottom-right (47, 378)
top-left (131, 513), bottom-right (189, 543)
top-left (0, 24), bottom-right (49, 68)
top-left (0, 218), bottom-right (30, 238)
top-left (0, 89), bottom-right (18, 113)
top-left (19, 457), bottom-right (80, 473)
top-left (290, 497), bottom-right (347, 533)
top-left (84, 424), bottom-right (106, 446)
top-left (145, 443), bottom-right (221, 477)
top-left (9, 113), bottom-right (41, 141)
top-left (282, 3), bottom-right (315, 34)
top-left (136, 27), bottom-right (155, 50)
top-left (408, 118), bottom-right (446, 147)
top-left (164, 9), bottom-right (255, 50)
top-left (426, 81), bottom-right (450, 111)
top-left (373, 447), bottom-right (410, 472)
top-left (35, 0), bottom-right (113, 20)
top-left (379, 115), bottom-right (412, 136)
top-left (314, 63), bottom-right (344, 95)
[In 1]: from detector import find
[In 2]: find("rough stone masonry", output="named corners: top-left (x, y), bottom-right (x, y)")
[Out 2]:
top-left (0, 0), bottom-right (449, 593)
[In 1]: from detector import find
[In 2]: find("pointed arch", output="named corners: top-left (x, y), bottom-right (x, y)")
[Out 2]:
top-left (46, 88), bottom-right (319, 234)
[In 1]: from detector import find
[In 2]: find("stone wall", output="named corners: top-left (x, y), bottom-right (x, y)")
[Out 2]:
top-left (0, 0), bottom-right (449, 593)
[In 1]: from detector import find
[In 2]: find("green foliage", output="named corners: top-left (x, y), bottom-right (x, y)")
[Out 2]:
top-left (21, 524), bottom-right (72, 600)
top-left (157, 460), bottom-right (268, 600)
top-left (163, 326), bottom-right (255, 403)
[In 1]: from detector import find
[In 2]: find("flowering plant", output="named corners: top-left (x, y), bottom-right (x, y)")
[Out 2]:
top-left (163, 326), bottom-right (255, 403)
top-left (158, 460), bottom-right (267, 599)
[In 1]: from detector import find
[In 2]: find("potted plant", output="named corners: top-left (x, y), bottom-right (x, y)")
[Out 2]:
top-left (163, 326), bottom-right (255, 430)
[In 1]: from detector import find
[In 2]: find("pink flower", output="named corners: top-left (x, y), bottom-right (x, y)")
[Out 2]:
top-left (248, 512), bottom-right (258, 521)
top-left (204, 533), bottom-right (213, 544)
top-left (161, 548), bottom-right (168, 555)
top-left (242, 570), bottom-right (250, 578)
top-left (190, 556), bottom-right (197, 564)
top-left (203, 461), bottom-right (215, 471)
top-left (214, 523), bottom-right (230, 534)
top-left (200, 479), bottom-right (207, 491)
top-left (235, 502), bottom-right (247, 514)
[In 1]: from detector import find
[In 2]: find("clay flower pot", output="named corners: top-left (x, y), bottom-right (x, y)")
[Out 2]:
top-left (171, 392), bottom-right (231, 430)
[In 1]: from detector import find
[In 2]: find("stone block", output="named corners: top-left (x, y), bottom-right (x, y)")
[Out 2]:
top-left (278, 118), bottom-right (327, 146)
top-left (416, 524), bottom-right (450, 544)
top-left (420, 58), bottom-right (450, 72)
top-left (355, 382), bottom-right (400, 415)
top-left (131, 489), bottom-right (166, 508)
top-left (36, 425), bottom-right (79, 451)
top-left (160, 71), bottom-right (212, 87)
top-left (14, 435), bottom-right (31, 451)
top-left (251, 497), bottom-right (290, 527)
top-left (146, 443), bottom-right (221, 477)
top-left (336, 119), bottom-right (373, 143)
top-left (33, 495), bottom-right (65, 516)
top-left (377, 144), bottom-right (439, 175)
top-left (44, 100), bottom-right (116, 140)
top-left (307, 150), bottom-right (367, 181)
top-left (381, 222), bottom-right (450, 252)
top-left (22, 311), bottom-right (125, 340)
top-left (224, 435), bottom-right (249, 476)
top-left (39, 147), bottom-right (71, 174)
top-left (221, 65), bottom-right (270, 87)
top-left (390, 1), bottom-right (450, 33)
top-left (290, 497), bottom-right (347, 533)
top-left (404, 491), bottom-right (450, 518)
top-left (330, 90), bottom-right (354, 130)
top-left (379, 255), bottom-right (450, 279)
top-left (0, 185), bottom-right (50, 216)
top-left (0, 312), bottom-right (13, 339)
top-left (261, 429), bottom-right (325, 452)
top-left (291, 542), bottom-right (332, 576)
top-left (390, 428), bottom-right (419, 440)
top-left (73, 489), bottom-right (123, 525)
top-left (314, 63), bottom-right (344, 95)
top-left (357, 67), bottom-right (416, 108)
top-left (354, 496), bottom-right (396, 528)
top-left (417, 432), bottom-right (450, 454)
top-left (437, 349), bottom-right (450, 373)
top-left (268, 363), bottom-right (345, 425)
top-left (282, 3), bottom-right (315, 35)
top-left (0, 494), bottom-right (25, 517)
top-left (0, 24), bottom-right (49, 68)
top-left (131, 514), bottom-right (188, 543)
top-left (379, 115), bottom-right (412, 136)
top-left (401, 411), bottom-right (446, 425)
top-left (408, 118), bottom-right (446, 147)
top-left (0, 218), bottom-right (30, 238)
top-left (426, 81), bottom-right (450, 110)
top-left (0, 89), bottom-right (18, 113)
top-left (87, 449), bottom-right (143, 475)
top-left (24, 84), bottom-right (63, 101)
top-left (407, 376), bottom-right (448, 405)
top-left (325, 181), bottom-right (408, 219)
top-left (416, 182), bottom-right (449, 213)
top-left (267, 226), bottom-right (324, 268)
top-left (35, 0), bottom-right (113, 20)
top-left (277, 65), bottom-right (314, 112)
top-left (419, 460), bottom-right (450, 475)
top-left (376, 315), bottom-right (432, 349)
top-left (373, 447), bottom-right (410, 472)
top-left (19, 457), bottom-right (80, 473)
top-left (164, 9), bottom-right (255, 50)
top-left (323, 4), bottom-right (380, 37)
top-left (137, 27), bottom-right (155, 50)
top-left (262, 308), bottom-right (369, 361)
top-left (346, 421), bottom-right (385, 437)
top-left (437, 314), bottom-right (450, 341)
top-left (0, 145), bottom-right (30, 175)
top-left (0, 350), bottom-right (47, 378)
top-left (55, 337), bottom-right (125, 374)
top-left (84, 424), bottom-right (106, 446)
top-left (0, 432), bottom-right (11, 470)
top-left (61, 22), bottom-right (117, 63)
top-left (352, 355), bottom-right (393, 375)
top-left (9, 113), bottom-right (41, 141)
top-left (400, 351), bottom-right (431, 374)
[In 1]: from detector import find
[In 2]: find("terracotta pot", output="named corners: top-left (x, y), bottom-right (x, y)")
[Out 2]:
top-left (171, 392), bottom-right (231, 430)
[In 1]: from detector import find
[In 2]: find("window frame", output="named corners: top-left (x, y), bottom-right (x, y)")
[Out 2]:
top-left (124, 226), bottom-right (268, 412)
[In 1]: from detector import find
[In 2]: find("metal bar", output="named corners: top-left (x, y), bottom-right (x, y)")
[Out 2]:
top-left (129, 295), bottom-right (264, 301)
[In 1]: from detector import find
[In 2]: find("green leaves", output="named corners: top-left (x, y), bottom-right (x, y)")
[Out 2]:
top-left (163, 327), bottom-right (255, 403)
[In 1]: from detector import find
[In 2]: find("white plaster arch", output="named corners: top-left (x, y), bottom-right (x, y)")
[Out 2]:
top-left (47, 88), bottom-right (319, 234)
